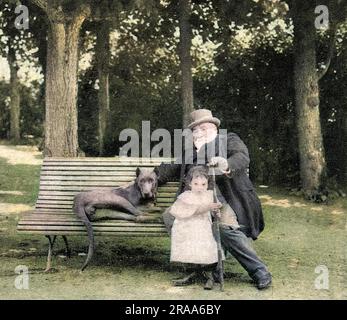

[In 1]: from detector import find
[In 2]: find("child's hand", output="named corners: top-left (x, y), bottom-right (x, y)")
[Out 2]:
top-left (196, 202), bottom-right (222, 215)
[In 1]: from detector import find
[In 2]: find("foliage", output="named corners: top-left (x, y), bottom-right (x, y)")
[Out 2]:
top-left (0, 0), bottom-right (346, 187)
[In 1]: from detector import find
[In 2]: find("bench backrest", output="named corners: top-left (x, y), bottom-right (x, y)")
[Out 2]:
top-left (35, 157), bottom-right (179, 215)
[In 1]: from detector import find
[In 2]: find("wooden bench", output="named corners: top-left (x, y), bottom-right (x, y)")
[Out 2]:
top-left (17, 157), bottom-right (179, 271)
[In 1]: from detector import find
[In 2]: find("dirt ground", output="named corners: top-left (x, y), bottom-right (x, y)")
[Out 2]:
top-left (0, 144), bottom-right (42, 166)
top-left (0, 144), bottom-right (346, 300)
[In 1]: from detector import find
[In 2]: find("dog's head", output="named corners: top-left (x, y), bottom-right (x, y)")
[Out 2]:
top-left (135, 167), bottom-right (159, 200)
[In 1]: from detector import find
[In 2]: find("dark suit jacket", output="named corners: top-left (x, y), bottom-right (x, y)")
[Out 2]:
top-left (156, 132), bottom-right (264, 240)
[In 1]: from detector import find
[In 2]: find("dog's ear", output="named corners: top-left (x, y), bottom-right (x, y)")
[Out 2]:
top-left (153, 166), bottom-right (160, 178)
top-left (136, 167), bottom-right (141, 177)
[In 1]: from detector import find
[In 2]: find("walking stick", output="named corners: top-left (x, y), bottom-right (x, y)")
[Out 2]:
top-left (209, 164), bottom-right (224, 292)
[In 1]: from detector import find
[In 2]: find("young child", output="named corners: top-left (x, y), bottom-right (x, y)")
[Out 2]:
top-left (169, 166), bottom-right (222, 289)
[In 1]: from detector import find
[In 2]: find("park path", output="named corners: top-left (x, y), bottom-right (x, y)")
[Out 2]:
top-left (0, 144), bottom-right (42, 214)
top-left (0, 145), bottom-right (42, 165)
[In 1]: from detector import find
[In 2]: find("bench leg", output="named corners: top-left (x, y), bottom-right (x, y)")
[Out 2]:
top-left (62, 236), bottom-right (71, 258)
top-left (44, 235), bottom-right (57, 272)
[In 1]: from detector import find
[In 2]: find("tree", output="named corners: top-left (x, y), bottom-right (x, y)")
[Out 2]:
top-left (7, 44), bottom-right (20, 141)
top-left (0, 1), bottom-right (45, 142)
top-left (0, 3), bottom-right (23, 142)
top-left (30, 0), bottom-right (91, 157)
top-left (290, 0), bottom-right (346, 198)
top-left (338, 24), bottom-right (347, 185)
top-left (343, 53), bottom-right (347, 186)
top-left (95, 20), bottom-right (111, 155)
top-left (178, 0), bottom-right (194, 127)
top-left (291, 0), bottom-right (326, 197)
top-left (30, 0), bottom-right (156, 156)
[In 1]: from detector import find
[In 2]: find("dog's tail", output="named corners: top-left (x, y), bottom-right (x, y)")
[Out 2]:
top-left (73, 195), bottom-right (94, 271)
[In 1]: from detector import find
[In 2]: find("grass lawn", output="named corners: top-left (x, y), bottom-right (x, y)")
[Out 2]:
top-left (0, 153), bottom-right (346, 299)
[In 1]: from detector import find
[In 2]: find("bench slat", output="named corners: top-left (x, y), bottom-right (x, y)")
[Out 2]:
top-left (42, 160), bottom-right (150, 164)
top-left (42, 166), bottom-right (156, 171)
top-left (32, 209), bottom-right (169, 214)
top-left (19, 218), bottom-right (164, 223)
top-left (42, 164), bottom-right (161, 168)
top-left (37, 199), bottom-right (76, 203)
top-left (40, 176), bottom-right (136, 181)
top-left (18, 215), bottom-right (161, 222)
top-left (43, 157), bottom-right (173, 162)
top-left (17, 225), bottom-right (165, 232)
top-left (36, 191), bottom-right (117, 197)
top-left (17, 230), bottom-right (167, 236)
top-left (33, 198), bottom-right (173, 204)
top-left (18, 221), bottom-right (163, 227)
top-left (36, 195), bottom-right (175, 201)
top-left (34, 208), bottom-right (74, 213)
top-left (40, 184), bottom-right (178, 190)
top-left (37, 191), bottom-right (176, 197)
top-left (19, 220), bottom-right (162, 226)
top-left (19, 220), bottom-right (161, 225)
top-left (36, 193), bottom-right (176, 201)
top-left (33, 204), bottom-right (171, 214)
top-left (40, 180), bottom-right (133, 186)
top-left (38, 186), bottom-right (129, 191)
top-left (40, 185), bottom-right (177, 192)
top-left (41, 171), bottom-right (136, 176)
top-left (36, 197), bottom-right (175, 204)
top-left (36, 204), bottom-right (73, 209)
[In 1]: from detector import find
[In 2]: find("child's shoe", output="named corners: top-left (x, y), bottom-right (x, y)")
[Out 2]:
top-left (172, 272), bottom-right (197, 286)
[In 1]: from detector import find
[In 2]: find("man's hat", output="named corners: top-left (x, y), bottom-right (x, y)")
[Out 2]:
top-left (187, 109), bottom-right (221, 129)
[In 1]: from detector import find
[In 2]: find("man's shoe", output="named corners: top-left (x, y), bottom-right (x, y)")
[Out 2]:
top-left (204, 278), bottom-right (214, 290)
top-left (172, 272), bottom-right (197, 286)
top-left (255, 275), bottom-right (272, 290)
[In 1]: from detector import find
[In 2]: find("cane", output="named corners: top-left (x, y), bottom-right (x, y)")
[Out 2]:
top-left (209, 163), bottom-right (224, 292)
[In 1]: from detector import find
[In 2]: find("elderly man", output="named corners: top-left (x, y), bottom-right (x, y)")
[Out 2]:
top-left (156, 109), bottom-right (272, 290)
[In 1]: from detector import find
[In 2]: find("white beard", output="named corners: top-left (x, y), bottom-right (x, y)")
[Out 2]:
top-left (193, 138), bottom-right (205, 152)
top-left (193, 130), bottom-right (218, 152)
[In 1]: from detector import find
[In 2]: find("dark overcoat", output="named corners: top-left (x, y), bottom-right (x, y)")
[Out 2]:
top-left (156, 132), bottom-right (264, 240)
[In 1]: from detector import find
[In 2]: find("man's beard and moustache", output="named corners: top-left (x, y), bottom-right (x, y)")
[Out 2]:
top-left (193, 129), bottom-right (218, 152)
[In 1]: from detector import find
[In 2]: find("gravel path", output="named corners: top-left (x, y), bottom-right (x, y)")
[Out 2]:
top-left (0, 144), bottom-right (40, 214)
top-left (0, 145), bottom-right (42, 165)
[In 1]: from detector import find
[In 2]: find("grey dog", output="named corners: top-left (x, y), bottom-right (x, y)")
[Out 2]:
top-left (73, 167), bottom-right (159, 270)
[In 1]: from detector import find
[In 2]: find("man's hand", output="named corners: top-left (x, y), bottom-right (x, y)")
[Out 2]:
top-left (210, 202), bottom-right (222, 219)
top-left (208, 202), bottom-right (223, 211)
top-left (208, 156), bottom-right (230, 174)
top-left (213, 210), bottom-right (222, 219)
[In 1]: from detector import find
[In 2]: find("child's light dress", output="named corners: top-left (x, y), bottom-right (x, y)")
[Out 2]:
top-left (170, 190), bottom-right (219, 264)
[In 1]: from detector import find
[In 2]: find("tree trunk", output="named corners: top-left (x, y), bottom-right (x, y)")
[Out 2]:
top-left (292, 0), bottom-right (327, 196)
top-left (96, 20), bottom-right (110, 156)
top-left (8, 46), bottom-right (20, 142)
top-left (341, 43), bottom-right (347, 186)
top-left (340, 105), bottom-right (347, 186)
top-left (178, 0), bottom-right (194, 128)
top-left (44, 6), bottom-right (89, 157)
top-left (343, 108), bottom-right (347, 186)
top-left (341, 36), bottom-right (347, 186)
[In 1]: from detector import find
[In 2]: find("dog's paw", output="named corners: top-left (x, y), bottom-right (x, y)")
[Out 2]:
top-left (134, 210), bottom-right (146, 216)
